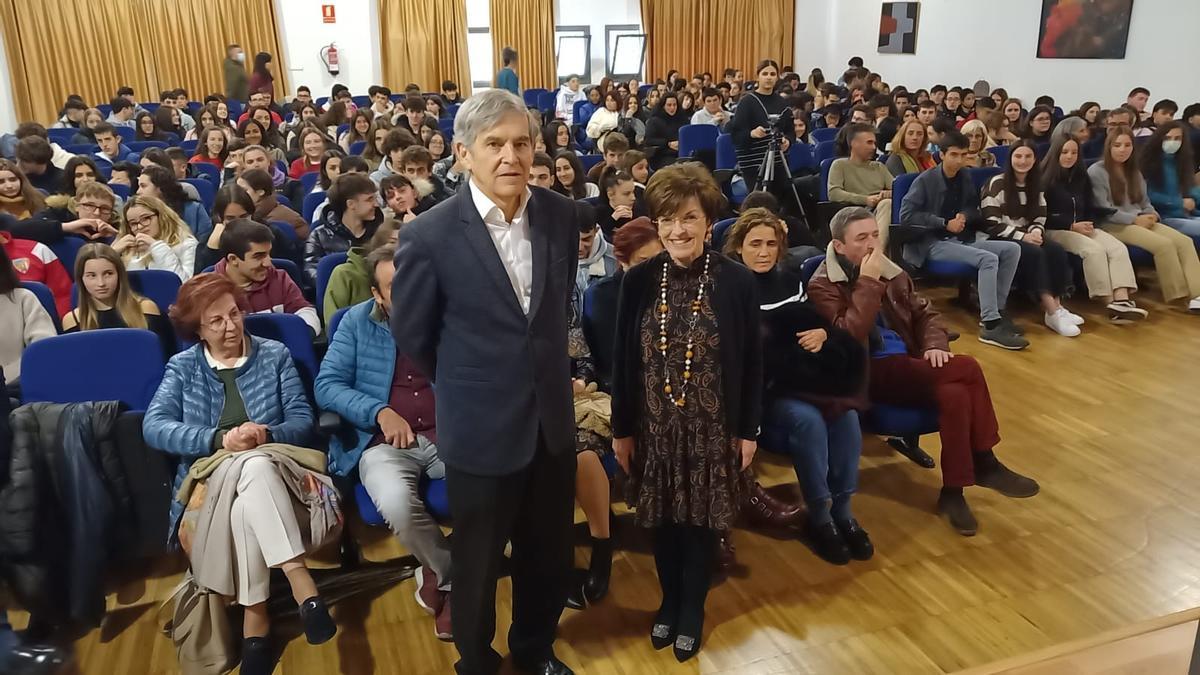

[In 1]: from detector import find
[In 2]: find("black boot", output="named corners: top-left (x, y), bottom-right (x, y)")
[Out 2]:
top-left (650, 526), bottom-right (682, 650)
top-left (583, 536), bottom-right (613, 604)
top-left (299, 596), bottom-right (336, 645)
top-left (240, 636), bottom-right (276, 675)
top-left (674, 527), bottom-right (715, 663)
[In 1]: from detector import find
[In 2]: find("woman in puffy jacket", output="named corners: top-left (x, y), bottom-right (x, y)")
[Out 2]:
top-left (644, 93), bottom-right (687, 170)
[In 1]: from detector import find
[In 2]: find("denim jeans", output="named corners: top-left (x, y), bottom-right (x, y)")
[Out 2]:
top-left (1161, 216), bottom-right (1200, 246)
top-left (760, 398), bottom-right (861, 510)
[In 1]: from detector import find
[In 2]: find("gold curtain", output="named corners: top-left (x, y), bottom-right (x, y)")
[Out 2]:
top-left (135, 0), bottom-right (288, 103)
top-left (489, 0), bottom-right (555, 91)
top-left (639, 0), bottom-right (794, 83)
top-left (0, 0), bottom-right (286, 125)
top-left (379, 0), bottom-right (471, 96)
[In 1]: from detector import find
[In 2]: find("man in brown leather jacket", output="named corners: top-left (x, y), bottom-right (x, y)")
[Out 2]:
top-left (807, 207), bottom-right (1039, 536)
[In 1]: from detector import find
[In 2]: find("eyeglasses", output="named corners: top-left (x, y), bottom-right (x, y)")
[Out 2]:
top-left (126, 212), bottom-right (158, 231)
top-left (77, 201), bottom-right (113, 217)
top-left (656, 214), bottom-right (706, 230)
top-left (203, 307), bottom-right (243, 332)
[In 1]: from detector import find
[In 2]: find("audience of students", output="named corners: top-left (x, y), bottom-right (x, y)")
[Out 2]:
top-left (214, 219), bottom-right (320, 336)
top-left (137, 164), bottom-right (208, 236)
top-left (1141, 121), bottom-right (1200, 239)
top-left (305, 173), bottom-right (382, 286)
top-left (61, 242), bottom-right (175, 356)
top-left (116, 194), bottom-right (198, 280)
top-left (321, 221), bottom-right (397, 325)
top-left (237, 168), bottom-right (310, 240)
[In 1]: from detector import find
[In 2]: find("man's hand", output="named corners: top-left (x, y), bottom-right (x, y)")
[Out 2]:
top-left (860, 248), bottom-right (884, 280)
top-left (739, 438), bottom-right (757, 471)
top-left (751, 126), bottom-right (767, 139)
top-left (780, 137), bottom-right (791, 152)
top-left (1070, 221), bottom-right (1094, 235)
top-left (668, 140), bottom-right (679, 150)
top-left (62, 218), bottom-right (113, 240)
top-left (377, 408), bottom-right (415, 448)
top-left (945, 214), bottom-right (966, 234)
top-left (613, 437), bottom-right (634, 473)
top-left (1024, 229), bottom-right (1044, 246)
top-left (796, 328), bottom-right (828, 353)
top-left (572, 378), bottom-right (587, 395)
top-left (866, 193), bottom-right (882, 208)
top-left (924, 349), bottom-right (953, 368)
top-left (401, 210), bottom-right (418, 223)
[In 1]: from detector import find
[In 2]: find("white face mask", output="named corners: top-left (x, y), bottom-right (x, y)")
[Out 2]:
top-left (1162, 139), bottom-right (1183, 155)
top-left (236, 52), bottom-right (246, 63)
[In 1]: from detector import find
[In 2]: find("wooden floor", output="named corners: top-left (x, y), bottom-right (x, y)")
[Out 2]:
top-left (19, 273), bottom-right (1200, 674)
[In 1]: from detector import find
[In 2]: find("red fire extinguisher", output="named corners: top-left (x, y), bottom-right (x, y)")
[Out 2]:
top-left (320, 44), bottom-right (340, 76)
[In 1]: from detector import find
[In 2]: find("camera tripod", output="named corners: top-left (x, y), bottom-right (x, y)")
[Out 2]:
top-left (748, 126), bottom-right (808, 222)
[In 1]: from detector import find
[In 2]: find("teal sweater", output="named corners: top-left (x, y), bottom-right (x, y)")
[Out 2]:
top-left (496, 67), bottom-right (519, 95)
top-left (1146, 155), bottom-right (1200, 219)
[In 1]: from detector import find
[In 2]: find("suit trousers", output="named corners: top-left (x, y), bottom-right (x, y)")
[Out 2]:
top-left (445, 434), bottom-right (576, 675)
top-left (228, 456), bottom-right (307, 606)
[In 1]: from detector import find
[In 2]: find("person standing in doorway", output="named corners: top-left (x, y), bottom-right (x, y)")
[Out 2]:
top-left (496, 47), bottom-right (520, 95)
top-left (391, 89), bottom-right (580, 675)
top-left (224, 44), bottom-right (249, 102)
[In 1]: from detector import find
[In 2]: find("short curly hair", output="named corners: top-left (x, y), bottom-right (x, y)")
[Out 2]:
top-left (169, 273), bottom-right (245, 342)
top-left (721, 207), bottom-right (786, 258)
top-left (643, 161), bottom-right (725, 223)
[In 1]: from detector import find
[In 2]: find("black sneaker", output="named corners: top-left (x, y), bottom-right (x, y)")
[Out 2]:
top-left (299, 596), bottom-right (337, 645)
top-left (836, 519), bottom-right (875, 561)
top-left (240, 637), bottom-right (276, 675)
top-left (807, 521), bottom-right (851, 565)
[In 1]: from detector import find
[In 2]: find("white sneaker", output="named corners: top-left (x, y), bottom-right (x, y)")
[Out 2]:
top-left (1189, 297), bottom-right (1200, 313)
top-left (1057, 307), bottom-right (1084, 326)
top-left (1044, 311), bottom-right (1081, 337)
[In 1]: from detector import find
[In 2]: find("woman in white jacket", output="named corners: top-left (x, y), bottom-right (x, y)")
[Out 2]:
top-left (114, 195), bottom-right (197, 281)
top-left (587, 91), bottom-right (624, 151)
top-left (0, 247), bottom-right (56, 384)
top-left (556, 76), bottom-right (587, 121)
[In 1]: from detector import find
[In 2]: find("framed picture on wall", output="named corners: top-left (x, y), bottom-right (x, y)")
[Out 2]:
top-left (1037, 0), bottom-right (1135, 59)
top-left (878, 2), bottom-right (920, 54)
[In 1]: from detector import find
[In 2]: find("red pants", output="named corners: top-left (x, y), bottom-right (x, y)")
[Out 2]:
top-left (868, 354), bottom-right (1001, 487)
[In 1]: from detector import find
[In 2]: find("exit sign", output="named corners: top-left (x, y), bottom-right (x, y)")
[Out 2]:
top-left (322, 4), bottom-right (336, 23)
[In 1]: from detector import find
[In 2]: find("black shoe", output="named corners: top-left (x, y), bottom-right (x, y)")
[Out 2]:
top-left (583, 536), bottom-right (612, 604)
top-left (565, 568), bottom-right (588, 610)
top-left (299, 596), bottom-right (337, 645)
top-left (650, 621), bottom-right (676, 650)
top-left (240, 636), bottom-right (275, 675)
top-left (837, 519), bottom-right (875, 561)
top-left (886, 437), bottom-right (936, 469)
top-left (514, 654), bottom-right (574, 675)
top-left (937, 492), bottom-right (978, 536)
top-left (808, 521), bottom-right (851, 565)
top-left (673, 632), bottom-right (702, 663)
top-left (976, 461), bottom-right (1040, 498)
top-left (5, 644), bottom-right (71, 675)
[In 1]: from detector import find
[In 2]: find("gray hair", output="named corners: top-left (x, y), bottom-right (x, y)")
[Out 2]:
top-left (1050, 116), bottom-right (1087, 144)
top-left (452, 88), bottom-right (539, 149)
top-left (829, 206), bottom-right (877, 241)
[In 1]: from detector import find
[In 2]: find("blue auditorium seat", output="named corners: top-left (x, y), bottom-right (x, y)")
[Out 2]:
top-left (299, 171), bottom-right (321, 195)
top-left (579, 154), bottom-right (604, 173)
top-left (316, 252), bottom-right (349, 318)
top-left (677, 124), bottom-right (719, 159)
top-left (182, 178), bottom-right (215, 212)
top-left (303, 191), bottom-right (327, 223)
top-left (21, 329), bottom-right (165, 410)
top-left (711, 217), bottom-right (737, 250)
top-left (815, 140), bottom-right (837, 164)
top-left (810, 127), bottom-right (838, 144)
top-left (328, 306), bottom-right (350, 340)
top-left (349, 141), bottom-right (367, 156)
top-left (243, 313), bottom-right (318, 394)
top-left (190, 162), bottom-right (220, 183)
top-left (19, 281), bottom-right (61, 332)
top-left (715, 134), bottom-right (737, 170)
top-left (48, 236), bottom-right (87, 280)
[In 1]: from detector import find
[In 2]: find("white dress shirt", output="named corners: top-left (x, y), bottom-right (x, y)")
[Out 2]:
top-left (469, 179), bottom-right (534, 315)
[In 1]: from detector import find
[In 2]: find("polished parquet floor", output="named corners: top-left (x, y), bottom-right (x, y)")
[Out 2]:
top-left (23, 275), bottom-right (1200, 675)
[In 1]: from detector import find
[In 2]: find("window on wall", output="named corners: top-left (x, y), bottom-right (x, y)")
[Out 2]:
top-left (606, 26), bottom-right (645, 81)
top-left (467, 28), bottom-right (494, 89)
top-left (555, 25), bottom-right (590, 84)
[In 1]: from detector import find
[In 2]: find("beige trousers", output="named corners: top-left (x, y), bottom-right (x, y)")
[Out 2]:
top-left (229, 456), bottom-right (307, 606)
top-left (1101, 221), bottom-right (1200, 301)
top-left (874, 199), bottom-right (892, 250)
top-left (1045, 228), bottom-right (1136, 298)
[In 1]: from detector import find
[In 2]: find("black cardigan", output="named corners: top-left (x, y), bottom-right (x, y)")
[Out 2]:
top-left (610, 249), bottom-right (762, 441)
top-left (1043, 172), bottom-right (1097, 230)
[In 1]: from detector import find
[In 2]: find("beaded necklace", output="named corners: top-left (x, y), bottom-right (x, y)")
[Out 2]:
top-left (657, 252), bottom-right (710, 408)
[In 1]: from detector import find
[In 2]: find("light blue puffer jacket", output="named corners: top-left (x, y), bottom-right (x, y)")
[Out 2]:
top-left (142, 336), bottom-right (313, 543)
top-left (314, 300), bottom-right (397, 478)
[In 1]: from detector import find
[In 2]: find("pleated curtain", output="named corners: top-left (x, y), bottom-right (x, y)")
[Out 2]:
top-left (489, 0), bottom-right (556, 91)
top-left (639, 0), bottom-right (794, 82)
top-left (379, 0), bottom-right (471, 96)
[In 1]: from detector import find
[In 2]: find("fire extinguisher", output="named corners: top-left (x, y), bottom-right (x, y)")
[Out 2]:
top-left (320, 43), bottom-right (340, 76)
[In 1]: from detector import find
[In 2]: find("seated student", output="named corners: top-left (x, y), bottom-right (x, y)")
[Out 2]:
top-left (242, 144), bottom-right (304, 206)
top-left (543, 120), bottom-right (578, 157)
top-left (62, 243), bottom-right (174, 356)
top-left (644, 93), bottom-right (687, 170)
top-left (553, 150), bottom-right (600, 199)
top-left (689, 88), bottom-right (729, 131)
top-left (189, 127), bottom-right (229, 170)
top-left (396, 145), bottom-right (452, 203)
top-left (153, 106), bottom-right (184, 142)
top-left (380, 174), bottom-right (436, 224)
top-left (238, 119), bottom-right (287, 165)
top-left (432, 148), bottom-right (467, 198)
top-left (14, 137), bottom-right (62, 194)
top-left (960, 120), bottom-right (997, 168)
top-left (809, 207), bottom-right (1039, 536)
top-left (289, 128), bottom-right (328, 179)
top-left (157, 90), bottom-right (195, 132)
top-left (980, 140), bottom-right (1080, 336)
top-left (723, 208), bottom-right (870, 563)
top-left (362, 118), bottom-right (394, 172)
top-left (315, 245), bottom-right (451, 639)
top-left (620, 95), bottom-right (647, 147)
top-left (555, 75), bottom-right (586, 121)
top-left (92, 123), bottom-right (136, 168)
top-left (868, 94), bottom-right (899, 149)
top-left (322, 221), bottom-right (397, 325)
top-left (1090, 126), bottom-right (1200, 311)
top-left (42, 173), bottom-right (120, 244)
top-left (0, 229), bottom-right (71, 317)
top-left (885, 119), bottom-right (937, 177)
top-left (134, 111), bottom-right (167, 142)
top-left (899, 131), bottom-right (1027, 350)
top-left (828, 123), bottom-right (894, 247)
top-left (167, 147), bottom-right (198, 181)
top-left (214, 219), bottom-right (320, 336)
top-left (117, 195), bottom-right (198, 280)
top-left (305, 173), bottom-right (382, 286)
top-left (236, 90), bottom-right (284, 126)
top-left (938, 87), bottom-right (963, 122)
top-left (441, 80), bottom-right (462, 105)
top-left (137, 165), bottom-right (208, 237)
top-left (69, 108), bottom-right (105, 146)
top-left (846, 104), bottom-right (873, 126)
top-left (528, 151), bottom-right (556, 190)
top-left (0, 160), bottom-right (46, 220)
top-left (196, 184), bottom-right (256, 273)
top-left (366, 86), bottom-right (394, 121)
top-left (105, 97), bottom-right (137, 129)
top-left (185, 106), bottom-right (229, 142)
top-left (237, 169), bottom-right (310, 240)
top-left (310, 150), bottom-right (346, 196)
top-left (1041, 136), bottom-right (1145, 322)
top-left (1142, 121), bottom-right (1200, 240)
top-left (574, 201), bottom-right (618, 312)
top-left (1022, 105), bottom-right (1054, 144)
top-left (914, 99), bottom-right (937, 131)
top-left (587, 91), bottom-right (625, 147)
top-left (1048, 116), bottom-right (1089, 147)
top-left (143, 272), bottom-right (336, 675)
top-left (0, 244), bottom-right (56, 383)
top-left (740, 190), bottom-right (819, 257)
top-left (309, 155), bottom-right (369, 226)
top-left (392, 96), bottom-right (438, 139)
top-left (620, 149), bottom-right (651, 188)
top-left (139, 148), bottom-right (203, 205)
top-left (52, 98), bottom-right (88, 130)
top-left (425, 130), bottom-right (450, 163)
top-left (368, 128), bottom-right (418, 186)
top-left (340, 109), bottom-right (374, 153)
top-left (595, 167), bottom-right (646, 240)
top-left (926, 117), bottom-right (958, 150)
top-left (586, 132), bottom-right (630, 184)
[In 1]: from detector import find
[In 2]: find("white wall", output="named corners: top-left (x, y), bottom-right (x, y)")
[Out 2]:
top-left (554, 0), bottom-right (642, 85)
top-left (795, 0), bottom-right (1200, 110)
top-left (274, 0), bottom-right (382, 100)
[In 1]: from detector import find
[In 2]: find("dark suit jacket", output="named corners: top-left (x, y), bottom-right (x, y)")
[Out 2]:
top-left (391, 184), bottom-right (581, 476)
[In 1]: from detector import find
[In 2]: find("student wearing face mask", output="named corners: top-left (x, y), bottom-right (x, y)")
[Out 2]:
top-left (1141, 121), bottom-right (1200, 241)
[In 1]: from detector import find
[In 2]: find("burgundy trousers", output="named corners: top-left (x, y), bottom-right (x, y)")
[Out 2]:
top-left (868, 354), bottom-right (1001, 487)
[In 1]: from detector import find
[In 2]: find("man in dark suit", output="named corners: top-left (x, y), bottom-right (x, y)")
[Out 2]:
top-left (391, 89), bottom-right (581, 675)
